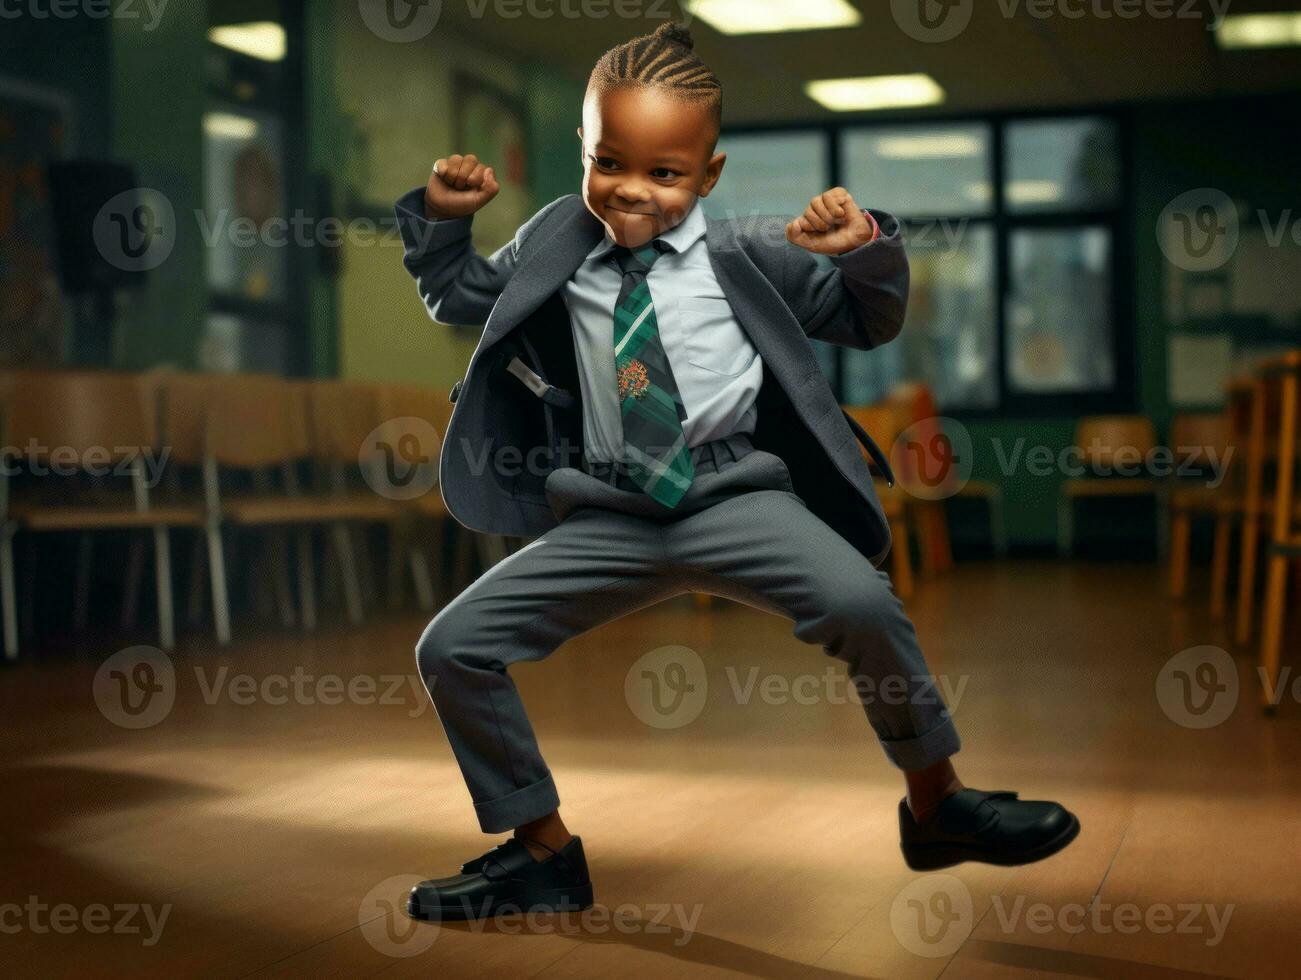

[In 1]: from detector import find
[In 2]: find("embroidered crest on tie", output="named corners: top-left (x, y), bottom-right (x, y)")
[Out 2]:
top-left (610, 240), bottom-right (695, 508)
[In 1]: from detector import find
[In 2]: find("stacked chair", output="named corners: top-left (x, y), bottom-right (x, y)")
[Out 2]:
top-left (0, 369), bottom-right (479, 656)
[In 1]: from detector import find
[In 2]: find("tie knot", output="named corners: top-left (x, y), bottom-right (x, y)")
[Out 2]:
top-left (612, 239), bottom-right (669, 277)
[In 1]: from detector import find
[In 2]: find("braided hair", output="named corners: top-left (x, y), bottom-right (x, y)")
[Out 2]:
top-left (587, 22), bottom-right (722, 134)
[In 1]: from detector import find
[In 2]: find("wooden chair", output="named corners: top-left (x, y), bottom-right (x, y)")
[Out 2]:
top-left (842, 403), bottom-right (914, 599)
top-left (158, 372), bottom-right (372, 645)
top-left (1257, 352), bottom-right (1301, 712)
top-left (1167, 412), bottom-right (1235, 601)
top-left (306, 379), bottom-right (417, 619)
top-left (0, 370), bottom-right (201, 658)
top-left (1232, 371), bottom-right (1292, 645)
top-left (376, 383), bottom-right (481, 610)
top-left (1058, 415), bottom-right (1164, 558)
top-left (886, 384), bottom-right (954, 574)
top-left (886, 382), bottom-right (1007, 562)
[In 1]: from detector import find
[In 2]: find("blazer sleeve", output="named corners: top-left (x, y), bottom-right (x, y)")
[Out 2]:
top-left (777, 208), bottom-right (910, 351)
top-left (393, 188), bottom-right (570, 327)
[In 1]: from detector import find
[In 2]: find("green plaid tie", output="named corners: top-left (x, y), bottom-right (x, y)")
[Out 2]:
top-left (610, 241), bottom-right (695, 508)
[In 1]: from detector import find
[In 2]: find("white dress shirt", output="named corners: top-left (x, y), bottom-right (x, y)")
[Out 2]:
top-left (560, 201), bottom-right (763, 466)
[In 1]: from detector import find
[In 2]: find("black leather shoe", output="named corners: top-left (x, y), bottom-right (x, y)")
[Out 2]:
top-left (406, 836), bottom-right (594, 921)
top-left (899, 789), bottom-right (1079, 871)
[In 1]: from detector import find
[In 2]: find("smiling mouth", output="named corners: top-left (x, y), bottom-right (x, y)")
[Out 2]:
top-left (606, 205), bottom-right (656, 216)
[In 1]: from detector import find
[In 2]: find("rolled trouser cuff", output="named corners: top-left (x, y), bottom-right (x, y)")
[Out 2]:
top-left (877, 715), bottom-right (961, 771)
top-left (474, 772), bottom-right (561, 834)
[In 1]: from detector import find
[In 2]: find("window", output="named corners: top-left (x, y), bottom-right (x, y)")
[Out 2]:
top-left (202, 1), bottom-right (306, 374)
top-left (702, 131), bottom-right (838, 380)
top-left (716, 114), bottom-right (1128, 415)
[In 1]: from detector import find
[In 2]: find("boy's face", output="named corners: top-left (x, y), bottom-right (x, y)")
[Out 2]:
top-left (578, 85), bottom-right (726, 248)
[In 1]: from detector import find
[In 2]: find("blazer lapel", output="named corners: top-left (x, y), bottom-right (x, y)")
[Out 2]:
top-left (704, 214), bottom-right (825, 391)
top-left (482, 200), bottom-right (605, 348)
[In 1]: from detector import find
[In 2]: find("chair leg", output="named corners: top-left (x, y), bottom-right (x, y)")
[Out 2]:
top-left (1210, 516), bottom-right (1232, 621)
top-left (1057, 494), bottom-right (1074, 558)
top-left (121, 535), bottom-right (145, 630)
top-left (152, 526), bottom-right (175, 651)
top-left (296, 527), bottom-right (317, 632)
top-left (409, 548), bottom-right (435, 613)
top-left (387, 523), bottom-right (407, 611)
top-left (270, 530), bottom-right (296, 629)
top-left (1235, 518), bottom-right (1261, 646)
top-left (330, 523), bottom-right (364, 626)
top-left (187, 531), bottom-right (207, 627)
top-left (889, 518), bottom-right (914, 600)
top-left (1259, 553), bottom-right (1290, 712)
top-left (74, 532), bottom-right (93, 632)
top-left (988, 489), bottom-right (1008, 559)
top-left (1155, 491), bottom-right (1171, 562)
top-left (452, 525), bottom-right (475, 591)
top-left (206, 523), bottom-right (232, 646)
top-left (354, 526), bottom-right (379, 607)
top-left (1168, 511), bottom-right (1191, 599)
top-left (427, 517), bottom-right (445, 606)
top-left (1, 525), bottom-right (17, 661)
top-left (915, 508), bottom-right (937, 579)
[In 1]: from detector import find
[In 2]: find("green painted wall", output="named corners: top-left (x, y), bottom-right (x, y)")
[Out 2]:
top-left (110, 2), bottom-right (208, 370)
top-left (951, 93), bottom-right (1301, 550)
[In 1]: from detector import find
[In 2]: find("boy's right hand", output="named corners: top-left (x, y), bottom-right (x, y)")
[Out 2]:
top-left (425, 154), bottom-right (500, 220)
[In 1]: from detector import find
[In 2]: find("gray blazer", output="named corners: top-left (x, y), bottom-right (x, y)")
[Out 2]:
top-left (394, 188), bottom-right (909, 567)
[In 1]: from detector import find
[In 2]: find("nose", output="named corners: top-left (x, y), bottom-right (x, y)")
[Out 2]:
top-left (613, 181), bottom-right (653, 205)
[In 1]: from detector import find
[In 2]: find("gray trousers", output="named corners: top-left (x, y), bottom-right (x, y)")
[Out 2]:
top-left (416, 434), bottom-right (961, 834)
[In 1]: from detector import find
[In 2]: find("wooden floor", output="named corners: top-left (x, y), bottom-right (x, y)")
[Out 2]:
top-left (2, 560), bottom-right (1299, 978)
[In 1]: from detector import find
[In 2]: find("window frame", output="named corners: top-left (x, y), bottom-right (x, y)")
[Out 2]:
top-left (718, 106), bottom-right (1135, 418)
top-left (204, 4), bottom-right (309, 376)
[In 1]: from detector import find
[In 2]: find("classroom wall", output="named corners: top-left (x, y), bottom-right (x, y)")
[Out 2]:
top-left (326, 1), bottom-right (561, 389)
top-left (962, 93), bottom-right (1301, 552)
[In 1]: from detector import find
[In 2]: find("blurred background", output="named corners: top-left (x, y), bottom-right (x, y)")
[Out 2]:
top-left (3, 1), bottom-right (1301, 975)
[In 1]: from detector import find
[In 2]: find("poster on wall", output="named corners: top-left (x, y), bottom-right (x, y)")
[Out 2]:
top-left (0, 77), bottom-right (72, 367)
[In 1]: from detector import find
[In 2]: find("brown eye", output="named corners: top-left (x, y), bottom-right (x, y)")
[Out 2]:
top-left (593, 156), bottom-right (619, 170)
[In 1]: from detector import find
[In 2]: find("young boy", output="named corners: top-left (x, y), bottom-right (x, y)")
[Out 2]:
top-left (395, 22), bottom-right (1078, 921)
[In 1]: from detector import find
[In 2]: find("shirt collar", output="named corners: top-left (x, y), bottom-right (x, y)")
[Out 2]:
top-left (586, 199), bottom-right (707, 263)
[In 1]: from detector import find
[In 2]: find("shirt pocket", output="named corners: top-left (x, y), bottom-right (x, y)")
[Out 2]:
top-left (677, 297), bottom-right (752, 377)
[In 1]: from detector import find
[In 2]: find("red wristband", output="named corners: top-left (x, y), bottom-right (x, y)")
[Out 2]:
top-left (861, 208), bottom-right (879, 244)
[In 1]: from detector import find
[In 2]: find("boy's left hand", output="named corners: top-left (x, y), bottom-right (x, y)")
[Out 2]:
top-left (786, 188), bottom-right (877, 255)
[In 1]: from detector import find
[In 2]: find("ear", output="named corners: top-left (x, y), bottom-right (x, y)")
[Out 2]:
top-left (698, 151), bottom-right (727, 198)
